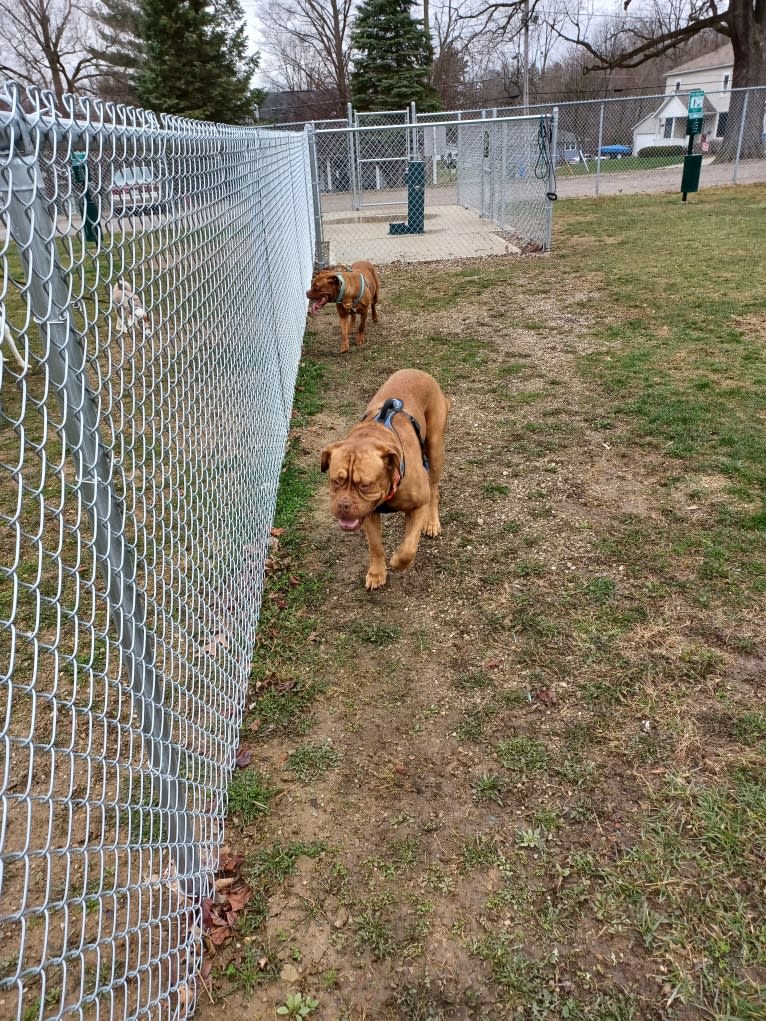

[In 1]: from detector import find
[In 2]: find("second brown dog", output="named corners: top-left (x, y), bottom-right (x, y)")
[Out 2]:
top-left (306, 260), bottom-right (380, 354)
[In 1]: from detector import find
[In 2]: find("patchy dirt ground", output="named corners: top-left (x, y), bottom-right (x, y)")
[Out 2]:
top-left (194, 245), bottom-right (766, 1020)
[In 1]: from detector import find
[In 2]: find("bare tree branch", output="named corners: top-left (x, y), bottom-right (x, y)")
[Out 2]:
top-left (0, 0), bottom-right (101, 100)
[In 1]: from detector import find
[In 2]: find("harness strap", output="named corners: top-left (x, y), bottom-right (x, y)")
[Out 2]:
top-left (363, 397), bottom-right (430, 514)
top-left (335, 272), bottom-right (366, 310)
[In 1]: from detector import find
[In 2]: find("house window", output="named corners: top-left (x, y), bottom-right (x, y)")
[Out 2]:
top-left (716, 111), bottom-right (728, 137)
top-left (664, 118), bottom-right (673, 138)
top-left (722, 74), bottom-right (730, 91)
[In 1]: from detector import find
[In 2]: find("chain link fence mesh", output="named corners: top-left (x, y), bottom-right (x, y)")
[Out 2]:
top-left (419, 87), bottom-right (766, 198)
top-left (0, 82), bottom-right (315, 1020)
top-left (272, 86), bottom-right (766, 211)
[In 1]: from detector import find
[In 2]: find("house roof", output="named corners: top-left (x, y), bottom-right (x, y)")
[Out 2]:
top-left (634, 93), bottom-right (718, 132)
top-left (665, 43), bottom-right (733, 77)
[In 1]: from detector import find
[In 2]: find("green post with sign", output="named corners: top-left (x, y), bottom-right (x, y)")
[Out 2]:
top-left (72, 151), bottom-right (101, 244)
top-left (681, 89), bottom-right (704, 202)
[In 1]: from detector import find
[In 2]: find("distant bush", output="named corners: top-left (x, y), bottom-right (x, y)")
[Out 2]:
top-left (637, 145), bottom-right (686, 158)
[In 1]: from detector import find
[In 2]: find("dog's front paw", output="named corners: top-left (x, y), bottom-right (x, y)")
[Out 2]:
top-left (423, 518), bottom-right (442, 538)
top-left (365, 566), bottom-right (387, 590)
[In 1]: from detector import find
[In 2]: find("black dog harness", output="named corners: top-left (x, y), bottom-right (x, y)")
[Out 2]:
top-left (363, 398), bottom-right (429, 514)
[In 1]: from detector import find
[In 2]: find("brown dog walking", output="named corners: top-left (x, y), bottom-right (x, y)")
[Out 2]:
top-left (321, 369), bottom-right (451, 589)
top-left (307, 260), bottom-right (380, 354)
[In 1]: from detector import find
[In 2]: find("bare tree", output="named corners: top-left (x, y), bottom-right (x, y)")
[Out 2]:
top-left (0, 0), bottom-right (101, 102)
top-left (431, 0), bottom-right (471, 107)
top-left (257, 0), bottom-right (353, 111)
top-left (474, 0), bottom-right (765, 157)
top-left (459, 0), bottom-right (569, 105)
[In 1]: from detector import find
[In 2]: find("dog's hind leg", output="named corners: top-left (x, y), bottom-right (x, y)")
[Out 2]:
top-left (371, 277), bottom-right (379, 322)
top-left (423, 395), bottom-right (452, 538)
top-left (355, 307), bottom-right (368, 346)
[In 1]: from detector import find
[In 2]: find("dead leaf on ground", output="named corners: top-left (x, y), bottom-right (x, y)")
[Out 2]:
top-left (235, 747), bottom-right (253, 768)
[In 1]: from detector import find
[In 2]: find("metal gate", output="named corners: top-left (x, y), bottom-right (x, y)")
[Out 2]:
top-left (308, 110), bottom-right (558, 265)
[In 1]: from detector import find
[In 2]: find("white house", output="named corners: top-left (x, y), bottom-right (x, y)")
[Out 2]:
top-left (632, 44), bottom-right (735, 154)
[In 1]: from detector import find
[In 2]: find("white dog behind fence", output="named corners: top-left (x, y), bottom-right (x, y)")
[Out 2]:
top-left (1, 324), bottom-right (27, 373)
top-left (112, 278), bottom-right (147, 335)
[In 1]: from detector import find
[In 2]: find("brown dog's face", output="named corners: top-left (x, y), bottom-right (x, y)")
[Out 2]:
top-left (321, 439), bottom-right (400, 531)
top-left (306, 271), bottom-right (340, 315)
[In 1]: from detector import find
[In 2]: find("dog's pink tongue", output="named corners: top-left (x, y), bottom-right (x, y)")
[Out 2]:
top-left (339, 518), bottom-right (361, 531)
top-left (309, 297), bottom-right (328, 315)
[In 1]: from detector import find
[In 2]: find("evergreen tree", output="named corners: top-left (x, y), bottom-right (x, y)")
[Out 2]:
top-left (350, 0), bottom-right (439, 111)
top-left (136, 0), bottom-right (262, 123)
top-left (89, 0), bottom-right (143, 104)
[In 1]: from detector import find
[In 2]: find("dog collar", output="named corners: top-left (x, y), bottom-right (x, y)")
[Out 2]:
top-left (335, 272), bottom-right (365, 310)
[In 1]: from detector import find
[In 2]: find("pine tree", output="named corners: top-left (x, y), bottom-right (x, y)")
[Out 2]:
top-left (89, 0), bottom-right (143, 104)
top-left (350, 0), bottom-right (440, 111)
top-left (136, 0), bottom-right (262, 123)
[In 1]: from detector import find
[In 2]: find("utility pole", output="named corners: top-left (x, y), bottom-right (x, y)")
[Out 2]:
top-left (522, 0), bottom-right (530, 112)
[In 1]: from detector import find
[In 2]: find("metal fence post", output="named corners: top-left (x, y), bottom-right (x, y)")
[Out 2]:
top-left (480, 109), bottom-right (487, 217)
top-left (305, 125), bottom-right (324, 265)
top-left (3, 153), bottom-right (198, 885)
top-left (347, 101), bottom-right (360, 211)
top-left (733, 88), bottom-right (749, 185)
top-left (545, 109), bottom-right (558, 251)
top-left (456, 110), bottom-right (463, 207)
top-left (595, 101), bottom-right (605, 196)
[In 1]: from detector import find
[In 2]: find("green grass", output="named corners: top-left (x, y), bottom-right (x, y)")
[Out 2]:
top-left (286, 741), bottom-right (340, 783)
top-left (30, 185), bottom-right (760, 1018)
top-left (226, 769), bottom-right (275, 826)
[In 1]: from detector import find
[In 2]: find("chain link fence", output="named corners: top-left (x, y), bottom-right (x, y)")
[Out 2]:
top-left (0, 81), bottom-right (315, 1020)
top-left (523, 86), bottom-right (766, 198)
top-left (309, 111), bottom-right (556, 265)
top-left (272, 85), bottom-right (766, 209)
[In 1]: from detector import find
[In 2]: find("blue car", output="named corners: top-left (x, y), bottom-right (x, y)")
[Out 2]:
top-left (599, 144), bottom-right (632, 158)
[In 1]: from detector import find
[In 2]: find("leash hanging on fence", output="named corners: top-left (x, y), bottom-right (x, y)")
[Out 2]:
top-left (535, 115), bottom-right (558, 201)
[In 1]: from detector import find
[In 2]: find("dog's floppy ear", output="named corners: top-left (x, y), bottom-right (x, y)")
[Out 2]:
top-left (320, 443), bottom-right (338, 473)
top-left (383, 448), bottom-right (400, 473)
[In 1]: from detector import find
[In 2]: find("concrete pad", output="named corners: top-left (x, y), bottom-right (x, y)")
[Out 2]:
top-left (322, 204), bottom-right (521, 265)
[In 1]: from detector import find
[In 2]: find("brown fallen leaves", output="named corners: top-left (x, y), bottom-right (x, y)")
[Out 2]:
top-left (201, 848), bottom-right (253, 949)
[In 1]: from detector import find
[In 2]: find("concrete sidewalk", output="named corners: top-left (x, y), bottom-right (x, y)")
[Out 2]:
top-left (323, 205), bottom-right (521, 264)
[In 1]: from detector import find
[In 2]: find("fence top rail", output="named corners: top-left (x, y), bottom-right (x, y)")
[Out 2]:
top-left (316, 111), bottom-right (554, 135)
top-left (417, 84), bottom-right (766, 121)
top-left (0, 79), bottom-right (306, 150)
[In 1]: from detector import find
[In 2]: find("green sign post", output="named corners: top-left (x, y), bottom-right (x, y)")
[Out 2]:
top-left (686, 89), bottom-right (704, 136)
top-left (681, 90), bottom-right (704, 203)
top-left (72, 151), bottom-right (101, 244)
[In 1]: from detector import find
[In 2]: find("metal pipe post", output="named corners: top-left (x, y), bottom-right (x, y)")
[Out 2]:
top-left (304, 125), bottom-right (324, 265)
top-left (733, 88), bottom-right (749, 185)
top-left (347, 101), bottom-right (360, 211)
top-left (545, 109), bottom-right (558, 251)
top-left (595, 102), bottom-right (605, 196)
